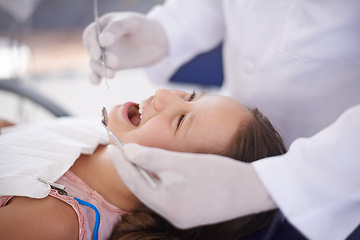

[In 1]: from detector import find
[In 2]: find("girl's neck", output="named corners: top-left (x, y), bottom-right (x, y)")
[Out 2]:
top-left (69, 145), bottom-right (140, 212)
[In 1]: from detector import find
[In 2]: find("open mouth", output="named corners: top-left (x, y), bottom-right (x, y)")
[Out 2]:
top-left (128, 103), bottom-right (141, 127)
top-left (123, 102), bottom-right (142, 127)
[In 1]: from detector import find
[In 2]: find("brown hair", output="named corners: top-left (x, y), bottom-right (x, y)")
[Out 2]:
top-left (111, 108), bottom-right (286, 240)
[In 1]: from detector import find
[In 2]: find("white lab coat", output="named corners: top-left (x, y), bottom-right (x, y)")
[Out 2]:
top-left (253, 104), bottom-right (360, 240)
top-left (146, 0), bottom-right (360, 146)
top-left (145, 0), bottom-right (360, 239)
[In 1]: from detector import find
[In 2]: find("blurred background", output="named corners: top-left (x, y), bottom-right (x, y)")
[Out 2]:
top-left (0, 0), bottom-right (210, 124)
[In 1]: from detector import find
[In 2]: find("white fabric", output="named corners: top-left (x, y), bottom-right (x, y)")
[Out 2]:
top-left (0, 118), bottom-right (109, 198)
top-left (146, 0), bottom-right (360, 146)
top-left (253, 104), bottom-right (360, 240)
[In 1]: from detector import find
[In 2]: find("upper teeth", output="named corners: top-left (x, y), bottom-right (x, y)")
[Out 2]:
top-left (139, 100), bottom-right (145, 116)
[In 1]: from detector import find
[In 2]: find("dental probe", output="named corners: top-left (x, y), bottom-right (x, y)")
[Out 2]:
top-left (93, 0), bottom-right (109, 88)
top-left (101, 107), bottom-right (159, 188)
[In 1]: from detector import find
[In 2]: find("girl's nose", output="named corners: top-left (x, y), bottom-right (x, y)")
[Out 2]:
top-left (154, 88), bottom-right (184, 112)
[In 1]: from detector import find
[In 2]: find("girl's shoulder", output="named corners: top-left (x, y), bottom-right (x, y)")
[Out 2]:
top-left (0, 196), bottom-right (78, 240)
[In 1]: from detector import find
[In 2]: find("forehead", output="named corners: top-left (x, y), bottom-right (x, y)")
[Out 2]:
top-left (180, 95), bottom-right (251, 154)
top-left (197, 95), bottom-right (248, 121)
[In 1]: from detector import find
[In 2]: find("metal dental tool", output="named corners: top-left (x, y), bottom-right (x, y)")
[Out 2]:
top-left (101, 107), bottom-right (159, 188)
top-left (93, 0), bottom-right (109, 88)
top-left (101, 107), bottom-right (123, 147)
top-left (38, 178), bottom-right (68, 195)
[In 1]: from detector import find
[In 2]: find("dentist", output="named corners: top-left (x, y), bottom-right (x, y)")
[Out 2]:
top-left (83, 1), bottom-right (360, 239)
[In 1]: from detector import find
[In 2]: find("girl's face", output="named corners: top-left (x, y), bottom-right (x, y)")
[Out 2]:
top-left (107, 89), bottom-right (251, 154)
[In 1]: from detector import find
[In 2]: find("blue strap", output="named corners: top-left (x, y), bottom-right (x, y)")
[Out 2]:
top-left (74, 198), bottom-right (100, 240)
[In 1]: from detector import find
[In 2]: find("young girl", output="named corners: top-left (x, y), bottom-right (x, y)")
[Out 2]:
top-left (0, 88), bottom-right (286, 240)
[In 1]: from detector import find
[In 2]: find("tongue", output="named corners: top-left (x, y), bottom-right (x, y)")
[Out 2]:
top-left (130, 114), bottom-right (141, 127)
top-left (128, 105), bottom-right (141, 127)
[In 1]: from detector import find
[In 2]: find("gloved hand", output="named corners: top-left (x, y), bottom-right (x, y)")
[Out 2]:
top-left (107, 144), bottom-right (277, 228)
top-left (83, 12), bottom-right (168, 84)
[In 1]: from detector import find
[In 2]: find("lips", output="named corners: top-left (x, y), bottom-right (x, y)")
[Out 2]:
top-left (121, 102), bottom-right (141, 127)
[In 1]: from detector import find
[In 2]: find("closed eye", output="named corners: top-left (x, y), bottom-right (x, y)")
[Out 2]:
top-left (176, 90), bottom-right (197, 131)
top-left (177, 114), bottom-right (185, 130)
top-left (188, 90), bottom-right (196, 102)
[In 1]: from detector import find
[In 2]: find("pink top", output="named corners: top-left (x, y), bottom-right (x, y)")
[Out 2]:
top-left (1, 171), bottom-right (129, 240)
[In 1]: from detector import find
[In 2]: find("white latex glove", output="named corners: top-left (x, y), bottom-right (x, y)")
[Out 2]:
top-left (107, 144), bottom-right (277, 229)
top-left (83, 12), bottom-right (168, 84)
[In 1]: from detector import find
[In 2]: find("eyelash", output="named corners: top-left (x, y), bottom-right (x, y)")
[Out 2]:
top-left (176, 90), bottom-right (196, 130)
top-left (188, 90), bottom-right (196, 102)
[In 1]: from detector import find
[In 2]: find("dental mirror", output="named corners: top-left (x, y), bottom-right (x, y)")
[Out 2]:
top-left (101, 107), bottom-right (159, 188)
top-left (102, 107), bottom-right (123, 146)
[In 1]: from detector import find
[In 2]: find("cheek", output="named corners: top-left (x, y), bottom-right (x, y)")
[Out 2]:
top-left (108, 105), bottom-right (133, 134)
top-left (121, 120), bottom-right (174, 149)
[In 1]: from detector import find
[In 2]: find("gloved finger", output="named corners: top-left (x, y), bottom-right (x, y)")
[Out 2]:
top-left (99, 16), bottom-right (135, 48)
top-left (89, 59), bottom-right (116, 79)
top-left (104, 50), bottom-right (141, 70)
top-left (83, 22), bottom-right (102, 60)
top-left (89, 72), bottom-right (101, 85)
top-left (97, 12), bottom-right (120, 28)
top-left (99, 31), bottom-right (116, 48)
top-left (106, 51), bottom-right (132, 70)
top-left (123, 144), bottom-right (194, 172)
top-left (104, 52), bottom-right (120, 69)
top-left (106, 145), bottom-right (160, 198)
top-left (89, 60), bottom-right (105, 77)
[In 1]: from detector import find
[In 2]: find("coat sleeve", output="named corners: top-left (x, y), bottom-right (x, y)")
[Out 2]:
top-left (145, 0), bottom-right (224, 84)
top-left (252, 104), bottom-right (360, 240)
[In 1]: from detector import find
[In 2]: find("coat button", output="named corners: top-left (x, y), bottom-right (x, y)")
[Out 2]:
top-left (243, 60), bottom-right (255, 75)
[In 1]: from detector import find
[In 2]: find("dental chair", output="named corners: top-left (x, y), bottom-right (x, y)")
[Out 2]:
top-left (0, 0), bottom-right (70, 119)
top-left (169, 43), bottom-right (360, 240)
top-left (0, 79), bottom-right (70, 117)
